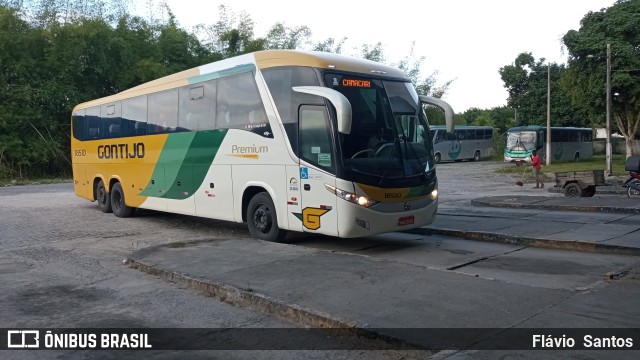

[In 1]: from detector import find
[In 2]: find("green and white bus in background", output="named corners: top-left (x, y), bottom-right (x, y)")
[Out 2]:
top-left (504, 125), bottom-right (593, 163)
top-left (430, 125), bottom-right (494, 163)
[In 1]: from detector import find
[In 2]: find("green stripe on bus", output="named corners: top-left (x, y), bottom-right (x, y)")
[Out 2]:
top-left (163, 130), bottom-right (227, 199)
top-left (139, 129), bottom-right (227, 199)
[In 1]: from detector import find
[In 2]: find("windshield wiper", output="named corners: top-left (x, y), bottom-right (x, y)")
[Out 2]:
top-left (402, 134), bottom-right (429, 181)
top-left (378, 136), bottom-right (401, 186)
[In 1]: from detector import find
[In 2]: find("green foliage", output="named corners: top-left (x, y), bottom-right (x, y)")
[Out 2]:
top-left (312, 37), bottom-right (347, 53)
top-left (265, 22), bottom-right (311, 50)
top-left (499, 53), bottom-right (590, 128)
top-left (0, 1), bottom-right (452, 179)
top-left (455, 106), bottom-right (515, 134)
top-left (562, 0), bottom-right (640, 155)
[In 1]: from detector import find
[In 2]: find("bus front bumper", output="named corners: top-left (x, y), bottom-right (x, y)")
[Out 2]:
top-left (504, 154), bottom-right (531, 164)
top-left (336, 198), bottom-right (438, 238)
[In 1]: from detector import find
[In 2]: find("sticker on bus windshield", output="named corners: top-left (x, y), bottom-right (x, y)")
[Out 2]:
top-left (311, 146), bottom-right (321, 154)
top-left (318, 153), bottom-right (331, 167)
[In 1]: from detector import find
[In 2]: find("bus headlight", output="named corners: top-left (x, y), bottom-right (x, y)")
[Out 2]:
top-left (325, 184), bottom-right (379, 208)
top-left (429, 189), bottom-right (438, 201)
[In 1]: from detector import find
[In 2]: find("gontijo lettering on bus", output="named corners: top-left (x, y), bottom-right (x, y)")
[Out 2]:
top-left (97, 143), bottom-right (145, 159)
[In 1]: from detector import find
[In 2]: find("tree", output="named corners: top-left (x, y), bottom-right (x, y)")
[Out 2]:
top-left (312, 36), bottom-right (347, 53)
top-left (499, 53), bottom-right (589, 128)
top-left (195, 5), bottom-right (266, 58)
top-left (265, 22), bottom-right (311, 50)
top-left (562, 0), bottom-right (640, 157)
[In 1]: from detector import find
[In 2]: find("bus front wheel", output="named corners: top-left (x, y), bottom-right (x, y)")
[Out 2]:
top-left (96, 179), bottom-right (112, 213)
top-left (247, 192), bottom-right (287, 242)
top-left (474, 150), bottom-right (481, 161)
top-left (111, 182), bottom-right (134, 218)
top-left (434, 153), bottom-right (441, 163)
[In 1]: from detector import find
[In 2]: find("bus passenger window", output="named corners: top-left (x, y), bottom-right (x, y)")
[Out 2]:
top-left (216, 72), bottom-right (266, 129)
top-left (148, 89), bottom-right (178, 134)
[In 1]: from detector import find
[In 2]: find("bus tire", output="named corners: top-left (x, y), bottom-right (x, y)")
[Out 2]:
top-left (564, 183), bottom-right (582, 197)
top-left (434, 153), bottom-right (441, 164)
top-left (96, 179), bottom-right (112, 213)
top-left (111, 182), bottom-right (134, 218)
top-left (574, 152), bottom-right (580, 161)
top-left (474, 150), bottom-right (481, 161)
top-left (247, 192), bottom-right (286, 242)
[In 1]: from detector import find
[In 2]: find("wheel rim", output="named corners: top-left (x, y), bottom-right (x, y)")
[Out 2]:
top-left (568, 187), bottom-right (579, 197)
top-left (97, 185), bottom-right (107, 205)
top-left (475, 152), bottom-right (480, 161)
top-left (253, 204), bottom-right (272, 233)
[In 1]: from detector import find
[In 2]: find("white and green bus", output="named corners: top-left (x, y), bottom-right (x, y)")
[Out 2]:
top-left (71, 50), bottom-right (454, 241)
top-left (430, 125), bottom-right (494, 163)
top-left (504, 125), bottom-right (593, 163)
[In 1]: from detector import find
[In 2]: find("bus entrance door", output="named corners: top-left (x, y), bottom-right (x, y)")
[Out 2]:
top-left (298, 165), bottom-right (337, 236)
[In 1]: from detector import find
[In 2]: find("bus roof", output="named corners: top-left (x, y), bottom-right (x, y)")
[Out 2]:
top-left (73, 50), bottom-right (410, 111)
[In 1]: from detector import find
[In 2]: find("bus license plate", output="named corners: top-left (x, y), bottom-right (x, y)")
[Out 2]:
top-left (397, 216), bottom-right (414, 226)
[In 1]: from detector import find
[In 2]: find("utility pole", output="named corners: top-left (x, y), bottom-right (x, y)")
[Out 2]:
top-left (546, 63), bottom-right (551, 166)
top-left (605, 43), bottom-right (612, 176)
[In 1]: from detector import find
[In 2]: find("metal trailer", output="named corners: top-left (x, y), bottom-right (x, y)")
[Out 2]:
top-left (554, 170), bottom-right (606, 197)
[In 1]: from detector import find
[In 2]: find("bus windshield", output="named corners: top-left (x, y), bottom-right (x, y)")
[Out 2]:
top-left (506, 131), bottom-right (536, 151)
top-left (323, 73), bottom-right (434, 183)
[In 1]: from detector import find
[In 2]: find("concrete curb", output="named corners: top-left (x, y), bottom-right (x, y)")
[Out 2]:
top-left (403, 227), bottom-right (640, 256)
top-left (125, 257), bottom-right (430, 352)
top-left (470, 198), bottom-right (640, 214)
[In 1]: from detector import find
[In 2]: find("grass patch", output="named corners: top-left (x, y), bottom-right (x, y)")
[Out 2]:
top-left (495, 154), bottom-right (628, 175)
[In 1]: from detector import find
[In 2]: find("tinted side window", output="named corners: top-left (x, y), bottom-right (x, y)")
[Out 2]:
top-left (148, 89), bottom-right (179, 134)
top-left (262, 67), bottom-right (322, 154)
top-left (85, 107), bottom-right (101, 139)
top-left (101, 102), bottom-right (122, 139)
top-left (72, 109), bottom-right (86, 140)
top-left (179, 81), bottom-right (216, 131)
top-left (123, 95), bottom-right (147, 137)
top-left (299, 105), bottom-right (335, 172)
top-left (216, 72), bottom-right (267, 129)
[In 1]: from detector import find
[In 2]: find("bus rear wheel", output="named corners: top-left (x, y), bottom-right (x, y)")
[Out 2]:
top-left (434, 153), bottom-right (441, 164)
top-left (96, 179), bottom-right (112, 213)
top-left (111, 182), bottom-right (134, 218)
top-left (247, 192), bottom-right (286, 242)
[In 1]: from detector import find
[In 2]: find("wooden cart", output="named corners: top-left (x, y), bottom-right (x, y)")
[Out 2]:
top-left (554, 170), bottom-right (606, 197)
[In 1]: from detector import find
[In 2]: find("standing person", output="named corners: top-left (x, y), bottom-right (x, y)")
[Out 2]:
top-left (530, 150), bottom-right (544, 188)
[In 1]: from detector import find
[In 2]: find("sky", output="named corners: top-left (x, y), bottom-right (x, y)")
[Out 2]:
top-left (135, 0), bottom-right (617, 113)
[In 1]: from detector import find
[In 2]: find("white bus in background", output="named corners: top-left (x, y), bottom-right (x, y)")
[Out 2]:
top-left (430, 126), bottom-right (494, 163)
top-left (504, 126), bottom-right (593, 163)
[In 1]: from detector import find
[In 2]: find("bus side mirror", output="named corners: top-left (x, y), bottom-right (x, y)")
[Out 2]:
top-left (419, 95), bottom-right (455, 133)
top-left (293, 86), bottom-right (352, 134)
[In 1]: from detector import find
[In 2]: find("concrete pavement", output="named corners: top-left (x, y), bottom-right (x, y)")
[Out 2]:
top-left (409, 195), bottom-right (640, 256)
top-left (126, 194), bottom-right (640, 354)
